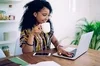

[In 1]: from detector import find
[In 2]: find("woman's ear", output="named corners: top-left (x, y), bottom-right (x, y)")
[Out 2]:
top-left (33, 12), bottom-right (37, 17)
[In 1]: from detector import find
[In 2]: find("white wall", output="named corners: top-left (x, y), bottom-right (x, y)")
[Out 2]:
top-left (89, 0), bottom-right (100, 20)
top-left (47, 0), bottom-right (75, 40)
top-left (47, 0), bottom-right (100, 46)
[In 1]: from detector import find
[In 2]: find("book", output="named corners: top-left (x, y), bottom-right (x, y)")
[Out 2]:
top-left (9, 57), bottom-right (29, 66)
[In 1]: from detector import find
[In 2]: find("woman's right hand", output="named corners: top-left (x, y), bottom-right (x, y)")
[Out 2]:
top-left (31, 24), bottom-right (42, 35)
top-left (27, 24), bottom-right (42, 46)
top-left (57, 45), bottom-right (73, 57)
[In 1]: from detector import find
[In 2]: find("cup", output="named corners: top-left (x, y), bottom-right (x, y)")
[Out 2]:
top-left (41, 22), bottom-right (50, 33)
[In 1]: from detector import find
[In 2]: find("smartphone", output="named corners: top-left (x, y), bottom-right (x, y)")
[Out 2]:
top-left (33, 52), bottom-right (51, 56)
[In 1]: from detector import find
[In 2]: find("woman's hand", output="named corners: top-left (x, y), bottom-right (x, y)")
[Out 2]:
top-left (27, 24), bottom-right (42, 41)
top-left (57, 45), bottom-right (73, 57)
top-left (32, 24), bottom-right (42, 35)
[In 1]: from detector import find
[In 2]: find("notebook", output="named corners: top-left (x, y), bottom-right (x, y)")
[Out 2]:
top-left (53, 31), bottom-right (94, 60)
top-left (9, 57), bottom-right (29, 66)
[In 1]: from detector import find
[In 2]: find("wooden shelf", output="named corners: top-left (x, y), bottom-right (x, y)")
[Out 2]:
top-left (0, 40), bottom-right (15, 45)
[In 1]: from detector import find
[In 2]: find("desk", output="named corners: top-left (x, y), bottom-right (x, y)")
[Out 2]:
top-left (0, 48), bottom-right (100, 66)
top-left (17, 48), bottom-right (100, 66)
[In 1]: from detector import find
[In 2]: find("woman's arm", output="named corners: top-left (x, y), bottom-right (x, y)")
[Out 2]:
top-left (51, 35), bottom-right (59, 49)
top-left (20, 25), bottom-right (42, 53)
top-left (51, 35), bottom-right (73, 57)
top-left (21, 34), bottom-right (34, 53)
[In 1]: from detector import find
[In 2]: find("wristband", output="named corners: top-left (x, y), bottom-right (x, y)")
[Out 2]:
top-left (26, 43), bottom-right (33, 46)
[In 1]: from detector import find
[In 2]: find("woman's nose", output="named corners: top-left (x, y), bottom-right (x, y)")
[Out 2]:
top-left (45, 17), bottom-right (49, 21)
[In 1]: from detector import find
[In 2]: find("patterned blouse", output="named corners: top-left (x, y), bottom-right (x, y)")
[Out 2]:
top-left (20, 23), bottom-right (54, 52)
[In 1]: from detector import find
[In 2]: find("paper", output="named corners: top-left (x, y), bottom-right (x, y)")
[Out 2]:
top-left (27, 61), bottom-right (61, 66)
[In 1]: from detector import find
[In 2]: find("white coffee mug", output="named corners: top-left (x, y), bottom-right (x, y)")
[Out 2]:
top-left (41, 22), bottom-right (50, 33)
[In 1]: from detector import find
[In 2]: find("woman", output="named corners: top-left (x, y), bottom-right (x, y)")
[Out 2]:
top-left (19, 0), bottom-right (72, 57)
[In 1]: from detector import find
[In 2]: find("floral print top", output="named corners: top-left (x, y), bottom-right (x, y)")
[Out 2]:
top-left (20, 27), bottom-right (53, 52)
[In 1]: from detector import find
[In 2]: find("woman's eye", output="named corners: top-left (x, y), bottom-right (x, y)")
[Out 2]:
top-left (42, 14), bottom-right (50, 17)
top-left (42, 14), bottom-right (47, 16)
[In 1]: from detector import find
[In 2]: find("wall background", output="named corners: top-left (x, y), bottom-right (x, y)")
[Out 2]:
top-left (0, 0), bottom-right (100, 54)
top-left (47, 0), bottom-right (100, 46)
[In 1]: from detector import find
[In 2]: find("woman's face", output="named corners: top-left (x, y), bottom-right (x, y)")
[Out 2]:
top-left (33, 7), bottom-right (50, 24)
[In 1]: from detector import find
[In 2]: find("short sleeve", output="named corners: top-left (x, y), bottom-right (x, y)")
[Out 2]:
top-left (20, 29), bottom-right (30, 47)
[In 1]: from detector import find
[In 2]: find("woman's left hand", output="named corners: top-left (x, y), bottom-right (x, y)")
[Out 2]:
top-left (57, 45), bottom-right (73, 57)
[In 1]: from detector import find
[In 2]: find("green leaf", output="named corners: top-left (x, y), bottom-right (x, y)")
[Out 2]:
top-left (72, 18), bottom-right (100, 50)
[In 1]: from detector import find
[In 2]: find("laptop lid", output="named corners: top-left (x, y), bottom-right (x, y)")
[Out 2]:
top-left (53, 31), bottom-right (94, 59)
top-left (74, 31), bottom-right (94, 58)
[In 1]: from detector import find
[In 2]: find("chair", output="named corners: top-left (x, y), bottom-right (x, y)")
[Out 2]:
top-left (14, 38), bottom-right (22, 55)
top-left (0, 49), bottom-right (6, 58)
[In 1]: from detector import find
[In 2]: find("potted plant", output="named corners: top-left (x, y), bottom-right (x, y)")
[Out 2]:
top-left (71, 18), bottom-right (100, 50)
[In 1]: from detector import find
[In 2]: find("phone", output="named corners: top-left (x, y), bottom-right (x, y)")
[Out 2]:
top-left (33, 52), bottom-right (51, 56)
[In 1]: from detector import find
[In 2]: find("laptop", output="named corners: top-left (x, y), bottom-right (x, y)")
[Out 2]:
top-left (53, 31), bottom-right (94, 60)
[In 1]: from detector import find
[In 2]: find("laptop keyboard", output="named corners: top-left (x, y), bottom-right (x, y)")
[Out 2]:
top-left (71, 49), bottom-right (77, 55)
top-left (61, 49), bottom-right (77, 58)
